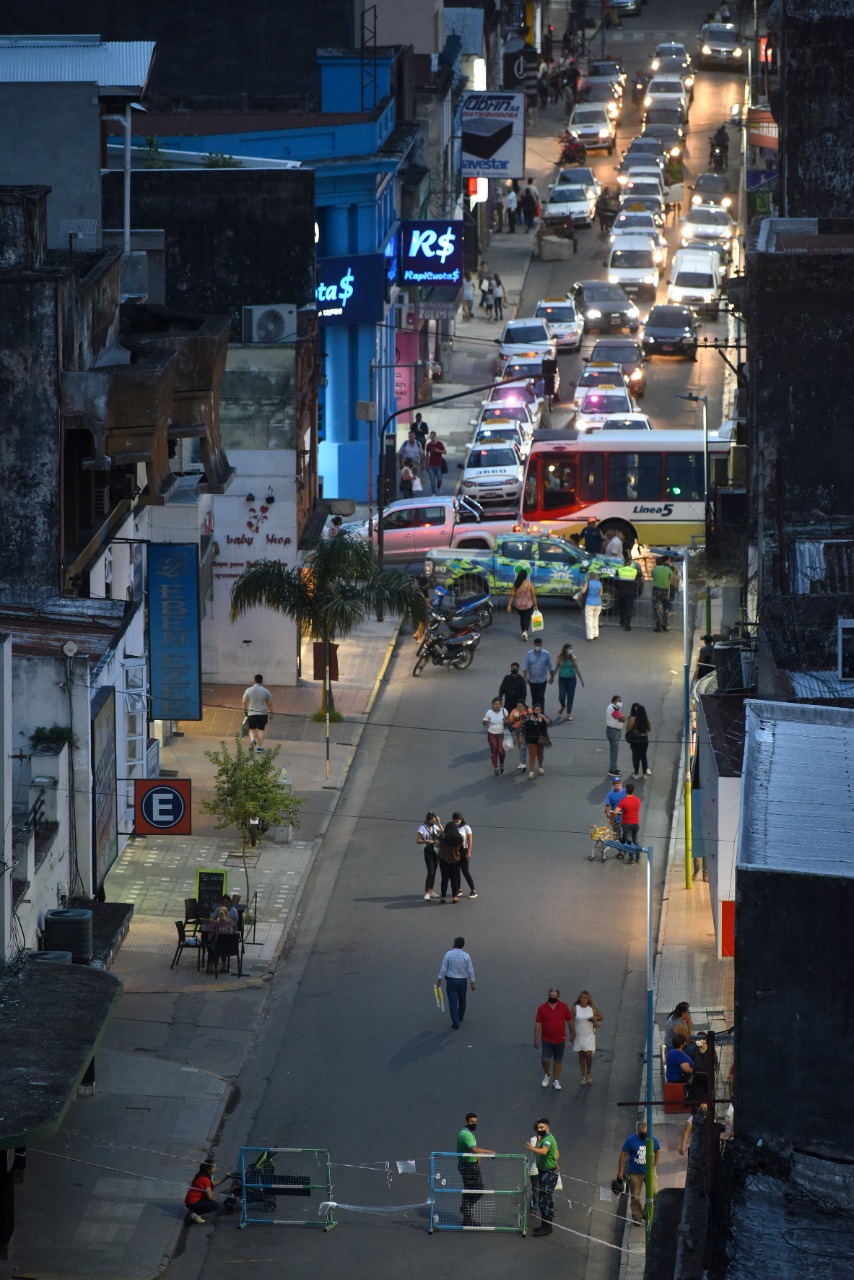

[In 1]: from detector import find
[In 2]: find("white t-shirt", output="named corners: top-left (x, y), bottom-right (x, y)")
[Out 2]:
top-left (483, 707), bottom-right (508, 733)
top-left (606, 701), bottom-right (624, 729)
top-left (605, 535), bottom-right (623, 557)
top-left (457, 823), bottom-right (473, 851)
top-left (418, 823), bottom-right (441, 846)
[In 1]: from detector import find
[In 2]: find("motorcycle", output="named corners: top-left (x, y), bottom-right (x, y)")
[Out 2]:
top-left (413, 627), bottom-right (480, 676)
top-left (433, 584), bottom-right (493, 630)
top-left (631, 75), bottom-right (649, 109)
top-left (558, 132), bottom-right (587, 166)
top-left (709, 135), bottom-right (729, 172)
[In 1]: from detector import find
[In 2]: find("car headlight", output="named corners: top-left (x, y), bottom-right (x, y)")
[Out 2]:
top-left (685, 75), bottom-right (695, 87)
top-left (734, 46), bottom-right (743, 56)
top-left (645, 335), bottom-right (655, 343)
top-left (683, 225), bottom-right (695, 238)
top-left (618, 173), bottom-right (629, 185)
top-left (721, 195), bottom-right (732, 208)
top-left (608, 274), bottom-right (620, 284)
top-left (644, 95), bottom-right (653, 107)
top-left (587, 308), bottom-right (602, 319)
top-left (652, 58), bottom-right (660, 69)
top-left (670, 287), bottom-right (683, 301)
top-left (627, 305), bottom-right (640, 318)
top-left (691, 193), bottom-right (702, 205)
top-left (670, 146), bottom-right (681, 156)
top-left (599, 127), bottom-right (611, 138)
top-left (702, 43), bottom-right (712, 54)
top-left (642, 275), bottom-right (656, 283)
top-left (629, 368), bottom-right (643, 381)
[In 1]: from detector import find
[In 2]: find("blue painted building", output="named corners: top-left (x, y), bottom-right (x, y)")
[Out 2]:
top-left (146, 47), bottom-right (417, 500)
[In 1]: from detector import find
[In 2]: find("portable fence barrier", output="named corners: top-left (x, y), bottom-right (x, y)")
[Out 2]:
top-left (238, 1147), bottom-right (335, 1230)
top-left (428, 1152), bottom-right (528, 1234)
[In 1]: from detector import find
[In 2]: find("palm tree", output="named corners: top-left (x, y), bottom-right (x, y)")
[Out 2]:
top-left (230, 531), bottom-right (423, 713)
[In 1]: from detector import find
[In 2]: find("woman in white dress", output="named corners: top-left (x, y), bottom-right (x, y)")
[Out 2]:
top-left (571, 990), bottom-right (604, 1085)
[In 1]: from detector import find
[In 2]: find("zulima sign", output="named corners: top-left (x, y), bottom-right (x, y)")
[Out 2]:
top-left (399, 221), bottom-right (465, 287)
top-left (316, 253), bottom-right (386, 325)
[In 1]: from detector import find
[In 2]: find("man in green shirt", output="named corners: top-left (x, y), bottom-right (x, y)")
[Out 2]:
top-left (651, 558), bottom-right (673, 632)
top-left (456, 1112), bottom-right (495, 1227)
top-left (526, 1117), bottom-right (559, 1236)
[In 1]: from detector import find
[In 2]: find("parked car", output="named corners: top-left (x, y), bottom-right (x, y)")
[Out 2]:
top-left (424, 534), bottom-right (621, 603)
top-left (350, 496), bottom-right (517, 564)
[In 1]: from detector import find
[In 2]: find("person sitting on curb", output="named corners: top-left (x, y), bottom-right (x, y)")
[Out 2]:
top-left (184, 1160), bottom-right (228, 1224)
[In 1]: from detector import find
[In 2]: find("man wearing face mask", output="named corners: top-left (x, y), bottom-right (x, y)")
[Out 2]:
top-left (534, 989), bottom-right (574, 1090)
top-left (617, 1120), bottom-right (660, 1225)
top-left (456, 1113), bottom-right (495, 1227)
top-left (606, 695), bottom-right (625, 775)
top-left (526, 1118), bottom-right (560, 1236)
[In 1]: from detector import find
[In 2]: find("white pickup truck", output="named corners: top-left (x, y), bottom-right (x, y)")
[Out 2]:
top-left (346, 496), bottom-right (518, 566)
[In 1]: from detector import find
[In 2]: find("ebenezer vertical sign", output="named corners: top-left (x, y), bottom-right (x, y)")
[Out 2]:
top-left (461, 92), bottom-right (526, 179)
top-left (148, 544), bottom-right (202, 721)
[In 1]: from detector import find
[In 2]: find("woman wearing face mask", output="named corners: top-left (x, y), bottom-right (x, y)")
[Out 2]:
top-left (453, 811), bottom-right (477, 899)
top-left (570, 990), bottom-right (604, 1085)
top-left (416, 811), bottom-right (443, 901)
top-left (577, 571), bottom-right (603, 640)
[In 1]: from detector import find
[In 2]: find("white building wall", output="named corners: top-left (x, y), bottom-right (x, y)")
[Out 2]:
top-left (207, 451), bottom-right (298, 686)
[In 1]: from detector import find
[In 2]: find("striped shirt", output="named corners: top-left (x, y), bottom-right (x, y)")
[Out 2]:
top-left (438, 947), bottom-right (475, 982)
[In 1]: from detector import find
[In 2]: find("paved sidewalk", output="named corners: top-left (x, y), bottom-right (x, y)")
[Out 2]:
top-left (0, 618), bottom-right (398, 1280)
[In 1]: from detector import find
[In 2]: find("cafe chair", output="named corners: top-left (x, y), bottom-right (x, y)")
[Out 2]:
top-left (171, 921), bottom-right (203, 970)
top-left (183, 897), bottom-right (202, 935)
top-left (212, 932), bottom-right (243, 979)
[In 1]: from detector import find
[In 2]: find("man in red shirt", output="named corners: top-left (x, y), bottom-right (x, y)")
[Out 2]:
top-left (534, 988), bottom-right (574, 1090)
top-left (616, 781), bottom-right (642, 862)
top-left (425, 431), bottom-right (447, 495)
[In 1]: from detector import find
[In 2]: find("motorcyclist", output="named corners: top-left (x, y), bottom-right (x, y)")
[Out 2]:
top-left (712, 123), bottom-right (729, 151)
top-left (631, 70), bottom-right (649, 107)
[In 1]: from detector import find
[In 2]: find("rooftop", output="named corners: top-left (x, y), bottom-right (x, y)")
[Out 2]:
top-left (0, 34), bottom-right (155, 97)
top-left (698, 693), bottom-right (746, 777)
top-left (738, 700), bottom-right (854, 874)
top-left (0, 599), bottom-right (134, 665)
top-left (755, 216), bottom-right (854, 253)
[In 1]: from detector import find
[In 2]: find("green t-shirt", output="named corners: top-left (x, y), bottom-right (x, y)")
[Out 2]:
top-left (535, 1132), bottom-right (559, 1172)
top-left (651, 564), bottom-right (672, 589)
top-left (558, 657), bottom-right (577, 678)
top-left (456, 1127), bottom-right (478, 1162)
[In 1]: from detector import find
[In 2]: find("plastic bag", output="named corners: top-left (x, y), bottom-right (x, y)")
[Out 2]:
top-left (531, 609), bottom-right (544, 632)
top-left (240, 716), bottom-right (250, 738)
top-left (503, 730), bottom-right (514, 753)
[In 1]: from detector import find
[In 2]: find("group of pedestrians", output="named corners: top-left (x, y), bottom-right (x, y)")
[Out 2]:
top-left (397, 424), bottom-right (447, 496)
top-left (417, 811), bottom-right (476, 904)
top-left (465, 260), bottom-right (506, 319)
top-left (482, 639), bottom-right (586, 779)
top-left (602, 774), bottom-right (644, 863)
top-left (605, 695), bottom-right (653, 778)
top-left (494, 178), bottom-right (541, 235)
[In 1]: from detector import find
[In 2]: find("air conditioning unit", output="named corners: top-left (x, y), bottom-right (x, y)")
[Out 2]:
top-left (242, 304), bottom-right (297, 344)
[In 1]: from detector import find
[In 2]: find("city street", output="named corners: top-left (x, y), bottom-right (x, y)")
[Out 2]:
top-left (170, 6), bottom-right (744, 1279)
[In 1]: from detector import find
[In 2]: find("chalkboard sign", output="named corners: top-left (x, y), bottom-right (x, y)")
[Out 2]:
top-left (196, 868), bottom-right (228, 920)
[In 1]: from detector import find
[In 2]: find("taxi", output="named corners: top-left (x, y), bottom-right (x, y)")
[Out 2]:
top-left (460, 442), bottom-right (525, 505)
top-left (535, 298), bottom-right (584, 350)
top-left (472, 421), bottom-right (531, 457)
top-left (570, 361), bottom-right (629, 409)
top-left (573, 384), bottom-right (636, 431)
top-left (472, 400), bottom-right (536, 440)
top-left (485, 381), bottom-right (545, 430)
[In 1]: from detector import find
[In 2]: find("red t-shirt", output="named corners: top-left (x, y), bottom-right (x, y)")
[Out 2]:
top-left (426, 439), bottom-right (446, 466)
top-left (536, 1000), bottom-right (573, 1042)
top-left (618, 794), bottom-right (641, 825)
top-left (185, 1175), bottom-right (212, 1207)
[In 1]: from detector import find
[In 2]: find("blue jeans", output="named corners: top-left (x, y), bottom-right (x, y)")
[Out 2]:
top-left (558, 676), bottom-right (577, 713)
top-left (428, 465), bottom-right (443, 495)
top-left (606, 727), bottom-right (621, 773)
top-left (445, 977), bottom-right (468, 1028)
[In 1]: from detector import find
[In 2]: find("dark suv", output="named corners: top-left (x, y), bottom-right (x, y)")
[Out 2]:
top-left (641, 305), bottom-right (699, 359)
top-left (570, 281), bottom-right (641, 334)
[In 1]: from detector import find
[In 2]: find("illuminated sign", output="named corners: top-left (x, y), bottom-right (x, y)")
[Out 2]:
top-left (399, 221), bottom-right (465, 286)
top-left (316, 254), bottom-right (386, 325)
top-left (148, 543), bottom-right (202, 721)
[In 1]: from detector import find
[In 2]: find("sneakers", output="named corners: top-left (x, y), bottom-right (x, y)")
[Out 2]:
top-left (469, 891), bottom-right (478, 899)
top-left (553, 1079), bottom-right (562, 1091)
top-left (424, 892), bottom-right (431, 901)
top-left (542, 1074), bottom-right (551, 1088)
top-left (190, 1213), bottom-right (205, 1224)
top-left (538, 767), bottom-right (545, 776)
top-left (517, 762), bottom-right (526, 771)
top-left (522, 630), bottom-right (528, 640)
top-left (528, 771), bottom-right (535, 779)
top-left (645, 770), bottom-right (653, 777)
top-left (256, 745), bottom-right (265, 753)
top-left (493, 767), bottom-right (500, 776)
top-left (631, 773), bottom-right (639, 780)
top-left (499, 763), bottom-right (505, 774)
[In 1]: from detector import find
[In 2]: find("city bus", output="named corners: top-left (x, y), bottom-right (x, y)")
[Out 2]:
top-left (520, 428), bottom-right (731, 546)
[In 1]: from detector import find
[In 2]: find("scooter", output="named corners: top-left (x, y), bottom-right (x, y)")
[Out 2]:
top-left (433, 584), bottom-right (493, 630)
top-left (709, 136), bottom-right (729, 172)
top-left (631, 74), bottom-right (649, 109)
top-left (413, 628), bottom-right (480, 676)
top-left (421, 607), bottom-right (482, 648)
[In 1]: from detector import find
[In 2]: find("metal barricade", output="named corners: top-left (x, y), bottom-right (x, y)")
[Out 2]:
top-left (428, 1152), bottom-right (528, 1234)
top-left (238, 1146), bottom-right (335, 1230)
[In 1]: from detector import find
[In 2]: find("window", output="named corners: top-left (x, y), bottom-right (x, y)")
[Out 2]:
top-left (541, 458), bottom-right (578, 510)
top-left (417, 506), bottom-right (447, 527)
top-left (499, 540), bottom-right (536, 561)
top-left (578, 453), bottom-right (604, 502)
top-left (666, 452), bottom-right (704, 501)
top-left (385, 509), bottom-right (414, 530)
top-left (538, 540), bottom-right (583, 564)
top-left (607, 452), bottom-right (663, 501)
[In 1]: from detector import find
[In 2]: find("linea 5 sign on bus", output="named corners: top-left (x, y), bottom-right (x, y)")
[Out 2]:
top-left (461, 92), bottom-right (526, 178)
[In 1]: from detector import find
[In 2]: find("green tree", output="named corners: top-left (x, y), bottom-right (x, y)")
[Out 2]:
top-left (201, 737), bottom-right (304, 905)
top-left (230, 531), bottom-right (423, 713)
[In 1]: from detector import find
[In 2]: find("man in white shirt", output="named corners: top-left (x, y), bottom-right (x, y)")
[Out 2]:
top-left (242, 674), bottom-right (273, 752)
top-left (605, 695), bottom-right (625, 775)
top-left (605, 530), bottom-right (624, 558)
top-left (483, 697), bottom-right (509, 775)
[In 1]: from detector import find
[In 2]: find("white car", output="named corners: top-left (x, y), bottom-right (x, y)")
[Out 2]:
top-left (535, 298), bottom-right (584, 350)
top-left (461, 443), bottom-right (524, 505)
top-left (485, 380), bottom-right (545, 429)
top-left (680, 205), bottom-right (735, 256)
top-left (495, 318), bottom-right (557, 372)
top-left (574, 384), bottom-right (636, 430)
top-left (644, 76), bottom-right (690, 119)
top-left (551, 165), bottom-right (602, 198)
top-left (472, 421), bottom-right (531, 458)
top-left (610, 210), bottom-right (668, 264)
top-left (567, 103), bottom-right (616, 153)
top-left (542, 183), bottom-right (597, 226)
top-left (596, 412), bottom-right (654, 430)
top-left (472, 400), bottom-right (536, 439)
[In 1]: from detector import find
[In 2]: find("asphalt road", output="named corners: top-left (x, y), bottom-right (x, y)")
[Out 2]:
top-left (171, 8), bottom-right (743, 1279)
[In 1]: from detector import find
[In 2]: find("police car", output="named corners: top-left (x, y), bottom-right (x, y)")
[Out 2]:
top-left (461, 442), bottom-right (525, 505)
top-left (573, 385), bottom-right (637, 431)
top-left (535, 299), bottom-right (584, 350)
